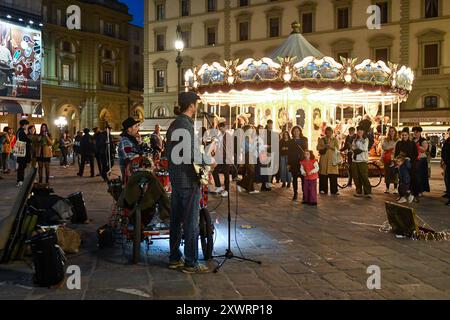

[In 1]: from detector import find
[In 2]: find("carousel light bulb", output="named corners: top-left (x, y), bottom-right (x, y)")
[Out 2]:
top-left (227, 76), bottom-right (235, 84)
top-left (344, 74), bottom-right (352, 83)
top-left (193, 81), bottom-right (198, 88)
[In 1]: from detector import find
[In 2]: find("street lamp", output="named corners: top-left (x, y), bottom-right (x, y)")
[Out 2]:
top-left (175, 24), bottom-right (184, 104)
top-left (54, 116), bottom-right (68, 133)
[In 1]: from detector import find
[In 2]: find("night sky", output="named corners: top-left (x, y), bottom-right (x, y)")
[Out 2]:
top-left (121, 0), bottom-right (144, 27)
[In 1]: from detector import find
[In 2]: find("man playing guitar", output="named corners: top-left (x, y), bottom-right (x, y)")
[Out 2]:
top-left (166, 91), bottom-right (210, 274)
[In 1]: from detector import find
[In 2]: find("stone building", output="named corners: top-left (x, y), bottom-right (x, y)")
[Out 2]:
top-left (144, 0), bottom-right (450, 127)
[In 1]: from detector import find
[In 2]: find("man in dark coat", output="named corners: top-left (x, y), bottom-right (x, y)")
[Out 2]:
top-left (97, 126), bottom-right (115, 181)
top-left (441, 128), bottom-right (450, 205)
top-left (16, 119), bottom-right (32, 187)
top-left (77, 128), bottom-right (95, 177)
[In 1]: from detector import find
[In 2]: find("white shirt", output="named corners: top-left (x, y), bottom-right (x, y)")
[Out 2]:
top-left (352, 138), bottom-right (369, 162)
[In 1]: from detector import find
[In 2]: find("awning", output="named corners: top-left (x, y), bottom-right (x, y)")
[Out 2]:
top-left (0, 100), bottom-right (24, 114)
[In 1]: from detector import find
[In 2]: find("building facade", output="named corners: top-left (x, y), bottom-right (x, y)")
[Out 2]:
top-left (41, 0), bottom-right (143, 135)
top-left (144, 0), bottom-right (450, 126)
top-left (128, 23), bottom-right (145, 122)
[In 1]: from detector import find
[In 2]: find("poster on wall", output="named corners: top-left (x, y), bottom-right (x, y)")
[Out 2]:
top-left (0, 19), bottom-right (41, 101)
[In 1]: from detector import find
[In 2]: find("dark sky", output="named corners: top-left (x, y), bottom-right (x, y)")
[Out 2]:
top-left (121, 0), bottom-right (144, 27)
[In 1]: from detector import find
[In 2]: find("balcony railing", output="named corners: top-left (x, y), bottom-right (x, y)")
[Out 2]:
top-left (422, 67), bottom-right (440, 75)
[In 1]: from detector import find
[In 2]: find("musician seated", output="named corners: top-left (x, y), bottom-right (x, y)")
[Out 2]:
top-left (118, 117), bottom-right (144, 184)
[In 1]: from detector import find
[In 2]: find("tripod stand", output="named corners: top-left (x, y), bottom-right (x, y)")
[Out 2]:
top-left (212, 156), bottom-right (261, 272)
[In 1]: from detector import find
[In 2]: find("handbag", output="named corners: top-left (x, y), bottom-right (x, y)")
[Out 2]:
top-left (14, 140), bottom-right (26, 158)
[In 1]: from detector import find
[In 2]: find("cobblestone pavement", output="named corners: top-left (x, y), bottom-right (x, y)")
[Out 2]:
top-left (0, 160), bottom-right (449, 300)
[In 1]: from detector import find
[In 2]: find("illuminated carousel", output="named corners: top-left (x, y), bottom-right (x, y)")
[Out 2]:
top-left (184, 22), bottom-right (415, 150)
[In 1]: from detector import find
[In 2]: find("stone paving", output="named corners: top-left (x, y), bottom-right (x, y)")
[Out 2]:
top-left (0, 160), bottom-right (449, 300)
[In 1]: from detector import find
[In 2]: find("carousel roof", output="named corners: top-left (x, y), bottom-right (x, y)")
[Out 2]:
top-left (269, 22), bottom-right (323, 62)
top-left (184, 22), bottom-right (414, 106)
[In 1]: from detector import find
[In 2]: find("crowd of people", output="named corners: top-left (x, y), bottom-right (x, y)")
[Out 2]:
top-left (0, 121), bottom-right (116, 186)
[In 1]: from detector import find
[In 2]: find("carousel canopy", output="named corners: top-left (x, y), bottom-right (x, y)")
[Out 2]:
top-left (269, 22), bottom-right (323, 62)
top-left (184, 22), bottom-right (414, 107)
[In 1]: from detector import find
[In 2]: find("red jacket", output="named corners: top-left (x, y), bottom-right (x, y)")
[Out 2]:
top-left (300, 159), bottom-right (319, 180)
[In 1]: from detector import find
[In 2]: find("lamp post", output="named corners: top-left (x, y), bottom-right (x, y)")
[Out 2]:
top-left (54, 116), bottom-right (68, 134)
top-left (175, 24), bottom-right (184, 104)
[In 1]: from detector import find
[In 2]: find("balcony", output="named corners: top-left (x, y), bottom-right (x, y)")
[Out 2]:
top-left (421, 67), bottom-right (440, 76)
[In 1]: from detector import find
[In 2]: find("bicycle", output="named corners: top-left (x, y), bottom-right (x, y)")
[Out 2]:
top-left (337, 152), bottom-right (383, 189)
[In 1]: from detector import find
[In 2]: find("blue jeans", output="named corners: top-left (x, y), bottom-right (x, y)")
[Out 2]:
top-left (279, 155), bottom-right (291, 183)
top-left (169, 185), bottom-right (201, 267)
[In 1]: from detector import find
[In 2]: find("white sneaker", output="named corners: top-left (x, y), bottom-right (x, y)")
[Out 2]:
top-left (237, 186), bottom-right (243, 193)
top-left (16, 181), bottom-right (23, 187)
top-left (249, 190), bottom-right (260, 194)
top-left (407, 194), bottom-right (414, 203)
top-left (266, 183), bottom-right (273, 188)
top-left (215, 187), bottom-right (224, 194)
top-left (418, 193), bottom-right (423, 198)
top-left (393, 188), bottom-right (398, 195)
top-left (221, 190), bottom-right (228, 198)
top-left (397, 197), bottom-right (407, 203)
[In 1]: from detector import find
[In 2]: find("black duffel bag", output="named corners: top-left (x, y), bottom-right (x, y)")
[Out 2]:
top-left (26, 229), bottom-right (66, 287)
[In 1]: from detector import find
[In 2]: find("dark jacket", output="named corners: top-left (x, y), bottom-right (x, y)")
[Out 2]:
top-left (394, 139), bottom-right (418, 160)
top-left (95, 131), bottom-right (115, 156)
top-left (287, 137), bottom-right (308, 173)
top-left (73, 135), bottom-right (82, 154)
top-left (16, 127), bottom-right (32, 164)
top-left (80, 134), bottom-right (95, 156)
top-left (442, 137), bottom-right (450, 166)
top-left (279, 139), bottom-right (290, 157)
top-left (166, 114), bottom-right (197, 189)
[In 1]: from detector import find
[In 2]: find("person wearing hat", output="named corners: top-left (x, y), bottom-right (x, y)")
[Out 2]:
top-left (166, 91), bottom-right (210, 273)
top-left (412, 126), bottom-right (430, 199)
top-left (118, 117), bottom-right (143, 183)
top-left (77, 128), bottom-right (96, 178)
top-left (15, 119), bottom-right (31, 187)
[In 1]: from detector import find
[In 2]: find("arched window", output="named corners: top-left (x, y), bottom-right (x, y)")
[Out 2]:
top-left (153, 106), bottom-right (168, 118)
top-left (423, 95), bottom-right (438, 108)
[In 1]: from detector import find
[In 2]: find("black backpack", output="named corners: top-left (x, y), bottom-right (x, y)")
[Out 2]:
top-left (26, 230), bottom-right (66, 287)
top-left (367, 132), bottom-right (375, 151)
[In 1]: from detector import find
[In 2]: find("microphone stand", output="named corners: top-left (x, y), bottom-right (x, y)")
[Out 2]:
top-left (198, 113), bottom-right (261, 272)
top-left (106, 125), bottom-right (112, 177)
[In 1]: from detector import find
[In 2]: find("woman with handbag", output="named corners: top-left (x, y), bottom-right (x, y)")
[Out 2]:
top-left (381, 127), bottom-right (398, 194)
top-left (288, 126), bottom-right (308, 201)
top-left (35, 123), bottom-right (54, 184)
top-left (317, 127), bottom-right (340, 195)
top-left (15, 119), bottom-right (32, 187)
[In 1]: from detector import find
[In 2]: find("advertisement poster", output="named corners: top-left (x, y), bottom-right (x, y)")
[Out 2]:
top-left (0, 20), bottom-right (41, 101)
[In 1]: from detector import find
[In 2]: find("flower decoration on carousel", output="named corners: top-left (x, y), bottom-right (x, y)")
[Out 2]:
top-left (278, 57), bottom-right (296, 83)
top-left (224, 59), bottom-right (240, 85)
top-left (340, 56), bottom-right (358, 83)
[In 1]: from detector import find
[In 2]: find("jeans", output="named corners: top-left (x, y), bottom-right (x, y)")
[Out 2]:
top-left (99, 153), bottom-right (111, 180)
top-left (1, 153), bottom-right (9, 171)
top-left (60, 149), bottom-right (68, 166)
top-left (279, 155), bottom-right (291, 183)
top-left (444, 166), bottom-right (450, 199)
top-left (169, 185), bottom-right (201, 267)
top-left (79, 154), bottom-right (95, 176)
top-left (212, 164), bottom-right (230, 190)
top-left (352, 162), bottom-right (372, 195)
top-left (17, 162), bottom-right (27, 182)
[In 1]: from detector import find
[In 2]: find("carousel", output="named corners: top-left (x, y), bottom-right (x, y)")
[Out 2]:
top-left (184, 22), bottom-right (415, 151)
